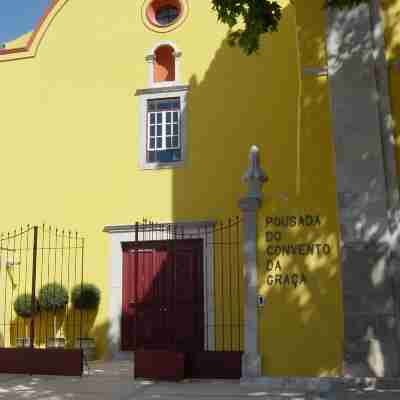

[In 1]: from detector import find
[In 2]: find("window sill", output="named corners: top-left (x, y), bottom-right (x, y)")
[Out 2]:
top-left (139, 160), bottom-right (185, 170)
top-left (135, 85), bottom-right (189, 96)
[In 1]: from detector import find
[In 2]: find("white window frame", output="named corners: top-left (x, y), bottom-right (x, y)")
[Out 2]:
top-left (147, 103), bottom-right (181, 152)
top-left (136, 86), bottom-right (189, 170)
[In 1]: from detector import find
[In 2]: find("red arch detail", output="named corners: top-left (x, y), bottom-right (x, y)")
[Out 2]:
top-left (154, 45), bottom-right (175, 82)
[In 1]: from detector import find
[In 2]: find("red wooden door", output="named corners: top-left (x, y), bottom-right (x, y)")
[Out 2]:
top-left (121, 240), bottom-right (203, 352)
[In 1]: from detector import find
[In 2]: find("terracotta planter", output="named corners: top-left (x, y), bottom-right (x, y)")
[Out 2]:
top-left (75, 337), bottom-right (96, 361)
top-left (15, 337), bottom-right (31, 348)
top-left (46, 337), bottom-right (66, 348)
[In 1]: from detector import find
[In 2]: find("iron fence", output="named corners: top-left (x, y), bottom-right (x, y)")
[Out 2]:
top-left (0, 225), bottom-right (85, 349)
top-left (126, 218), bottom-right (244, 352)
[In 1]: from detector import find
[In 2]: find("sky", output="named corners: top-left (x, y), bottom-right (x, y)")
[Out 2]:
top-left (0, 0), bottom-right (52, 44)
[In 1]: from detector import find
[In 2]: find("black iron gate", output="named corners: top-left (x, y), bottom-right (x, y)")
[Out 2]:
top-left (0, 224), bottom-right (85, 375)
top-left (126, 218), bottom-right (244, 379)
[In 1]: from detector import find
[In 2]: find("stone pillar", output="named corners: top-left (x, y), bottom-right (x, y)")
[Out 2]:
top-left (326, 1), bottom-right (400, 377)
top-left (239, 146), bottom-right (267, 378)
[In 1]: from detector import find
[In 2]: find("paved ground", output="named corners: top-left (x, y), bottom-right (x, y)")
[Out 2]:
top-left (0, 361), bottom-right (400, 399)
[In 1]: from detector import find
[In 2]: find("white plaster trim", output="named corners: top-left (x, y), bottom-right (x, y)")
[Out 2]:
top-left (138, 160), bottom-right (185, 170)
top-left (135, 85), bottom-right (189, 96)
top-left (136, 86), bottom-right (189, 170)
top-left (148, 41), bottom-right (181, 57)
top-left (104, 220), bottom-right (217, 358)
top-left (151, 80), bottom-right (180, 89)
top-left (104, 221), bottom-right (217, 233)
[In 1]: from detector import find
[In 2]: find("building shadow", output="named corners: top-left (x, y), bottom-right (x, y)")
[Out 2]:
top-left (169, 1), bottom-right (345, 377)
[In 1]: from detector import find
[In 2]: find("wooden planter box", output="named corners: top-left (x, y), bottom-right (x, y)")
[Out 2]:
top-left (134, 350), bottom-right (185, 381)
top-left (0, 348), bottom-right (83, 376)
top-left (185, 351), bottom-right (243, 379)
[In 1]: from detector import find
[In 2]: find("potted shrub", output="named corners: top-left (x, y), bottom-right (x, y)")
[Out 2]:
top-left (38, 283), bottom-right (68, 348)
top-left (13, 293), bottom-right (38, 348)
top-left (71, 283), bottom-right (100, 360)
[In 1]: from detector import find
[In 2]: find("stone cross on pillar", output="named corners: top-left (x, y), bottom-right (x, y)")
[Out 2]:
top-left (239, 145), bottom-right (267, 379)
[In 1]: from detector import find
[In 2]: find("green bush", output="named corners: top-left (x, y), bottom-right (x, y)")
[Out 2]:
top-left (38, 283), bottom-right (68, 312)
top-left (71, 283), bottom-right (100, 310)
top-left (13, 293), bottom-right (38, 318)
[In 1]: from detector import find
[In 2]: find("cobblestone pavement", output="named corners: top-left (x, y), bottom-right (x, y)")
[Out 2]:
top-left (0, 361), bottom-right (400, 399)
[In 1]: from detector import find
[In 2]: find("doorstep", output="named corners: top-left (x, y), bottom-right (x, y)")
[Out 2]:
top-left (240, 376), bottom-right (400, 393)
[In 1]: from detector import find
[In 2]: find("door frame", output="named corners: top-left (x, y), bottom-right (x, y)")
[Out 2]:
top-left (103, 221), bottom-right (216, 360)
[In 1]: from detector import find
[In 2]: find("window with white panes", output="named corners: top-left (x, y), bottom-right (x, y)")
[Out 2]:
top-left (147, 98), bottom-right (181, 163)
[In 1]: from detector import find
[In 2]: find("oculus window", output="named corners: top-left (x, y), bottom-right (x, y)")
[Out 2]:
top-left (155, 6), bottom-right (180, 26)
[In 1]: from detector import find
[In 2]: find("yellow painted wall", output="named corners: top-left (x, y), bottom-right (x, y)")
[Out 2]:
top-left (255, 0), bottom-right (343, 376)
top-left (0, 0), bottom-right (343, 376)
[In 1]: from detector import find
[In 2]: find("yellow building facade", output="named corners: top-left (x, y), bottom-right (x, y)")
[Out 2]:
top-left (0, 0), bottom-right (399, 378)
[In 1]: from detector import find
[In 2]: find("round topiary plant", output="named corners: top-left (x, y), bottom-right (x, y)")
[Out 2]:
top-left (38, 283), bottom-right (69, 343)
top-left (71, 283), bottom-right (100, 310)
top-left (14, 293), bottom-right (38, 319)
top-left (13, 293), bottom-right (38, 346)
top-left (38, 283), bottom-right (69, 311)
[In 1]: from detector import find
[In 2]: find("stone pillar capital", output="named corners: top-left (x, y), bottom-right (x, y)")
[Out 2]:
top-left (242, 145), bottom-right (268, 202)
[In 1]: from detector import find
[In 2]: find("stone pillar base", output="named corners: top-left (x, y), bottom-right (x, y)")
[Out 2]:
top-left (241, 352), bottom-right (262, 378)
